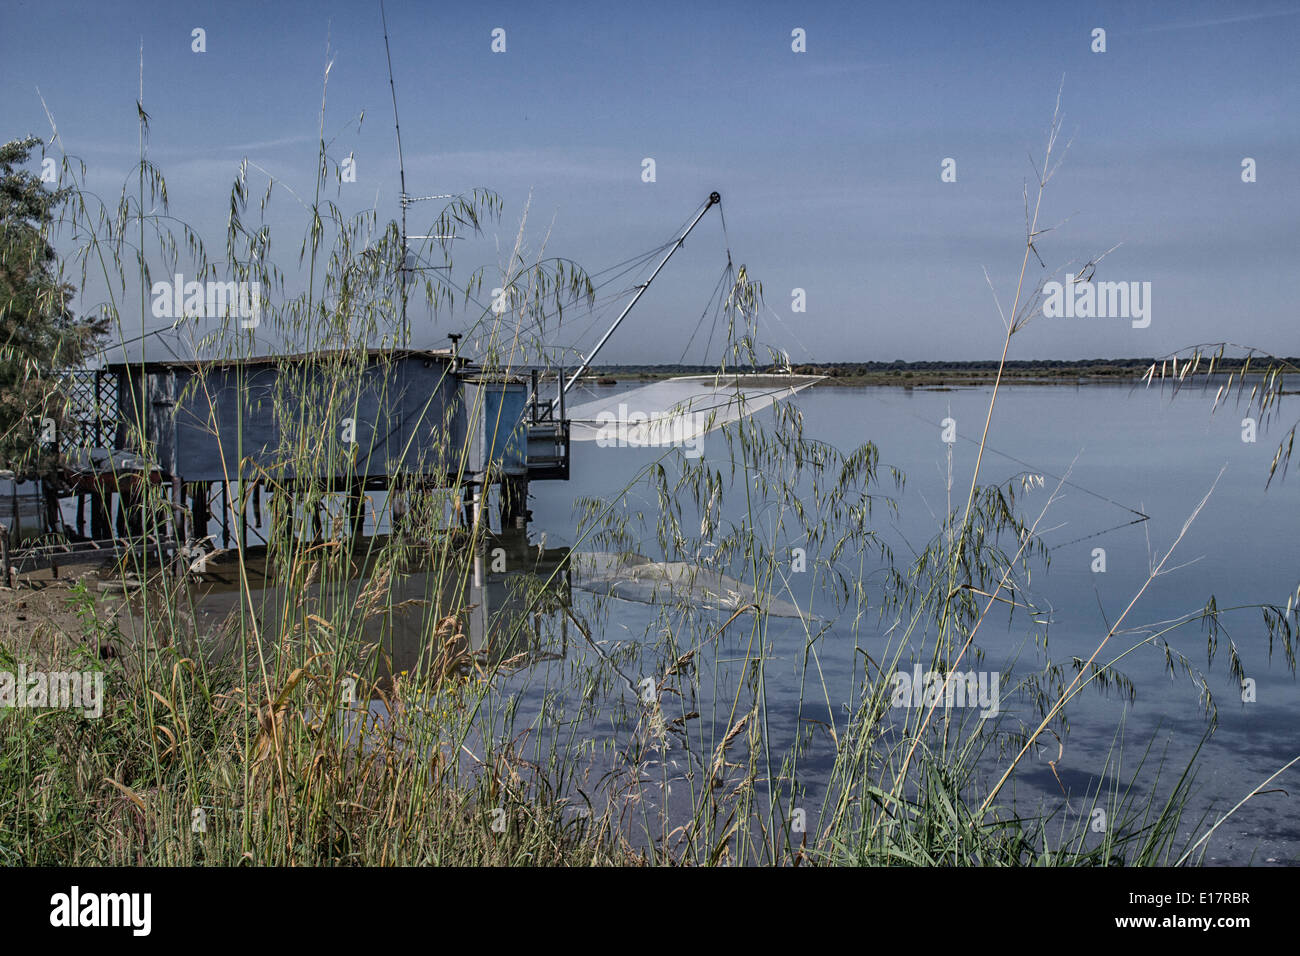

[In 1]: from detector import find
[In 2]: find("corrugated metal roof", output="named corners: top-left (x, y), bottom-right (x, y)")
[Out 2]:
top-left (105, 346), bottom-right (454, 371)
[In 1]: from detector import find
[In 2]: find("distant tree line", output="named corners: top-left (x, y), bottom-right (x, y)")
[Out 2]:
top-left (585, 357), bottom-right (1297, 377)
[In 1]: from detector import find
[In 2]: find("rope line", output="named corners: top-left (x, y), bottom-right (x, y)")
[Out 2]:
top-left (856, 388), bottom-right (1151, 553)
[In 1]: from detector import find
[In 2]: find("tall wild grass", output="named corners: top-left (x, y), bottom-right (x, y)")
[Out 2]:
top-left (2, 78), bottom-right (1295, 866)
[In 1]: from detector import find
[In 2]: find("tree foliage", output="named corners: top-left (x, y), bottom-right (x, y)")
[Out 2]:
top-left (0, 136), bottom-right (105, 475)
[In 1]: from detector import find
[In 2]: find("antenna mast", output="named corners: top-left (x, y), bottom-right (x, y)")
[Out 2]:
top-left (380, 0), bottom-right (409, 345)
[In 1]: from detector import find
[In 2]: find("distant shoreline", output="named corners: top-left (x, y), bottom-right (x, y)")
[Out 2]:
top-left (586, 358), bottom-right (1299, 388)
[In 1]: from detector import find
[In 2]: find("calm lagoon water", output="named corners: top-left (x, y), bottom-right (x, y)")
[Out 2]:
top-left (518, 380), bottom-right (1299, 864)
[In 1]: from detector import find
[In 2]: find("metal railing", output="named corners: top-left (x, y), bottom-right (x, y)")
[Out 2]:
top-left (56, 367), bottom-right (117, 458)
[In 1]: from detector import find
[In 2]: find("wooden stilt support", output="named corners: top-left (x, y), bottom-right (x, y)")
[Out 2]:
top-left (90, 488), bottom-right (111, 541)
top-left (348, 481), bottom-right (365, 542)
top-left (237, 480), bottom-right (247, 553)
top-left (171, 475), bottom-right (185, 574)
top-left (221, 481), bottom-right (231, 548)
top-left (500, 477), bottom-right (530, 531)
top-left (190, 483), bottom-right (209, 542)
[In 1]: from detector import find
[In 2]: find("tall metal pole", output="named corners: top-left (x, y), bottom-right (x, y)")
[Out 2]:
top-left (554, 191), bottom-right (720, 408)
top-left (381, 0), bottom-right (409, 345)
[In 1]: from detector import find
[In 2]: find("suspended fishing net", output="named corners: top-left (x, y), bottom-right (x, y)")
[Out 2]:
top-left (565, 373), bottom-right (823, 450)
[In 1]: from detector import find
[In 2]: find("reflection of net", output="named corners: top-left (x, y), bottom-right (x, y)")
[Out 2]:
top-left (570, 552), bottom-right (809, 618)
top-left (566, 374), bottom-right (822, 445)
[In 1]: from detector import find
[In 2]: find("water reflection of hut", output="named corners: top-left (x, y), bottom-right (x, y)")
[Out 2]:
top-left (400, 533), bottom-right (573, 681)
top-left (185, 530), bottom-right (572, 692)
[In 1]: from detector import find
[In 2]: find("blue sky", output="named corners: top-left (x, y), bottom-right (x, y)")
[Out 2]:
top-left (2, 0), bottom-right (1297, 363)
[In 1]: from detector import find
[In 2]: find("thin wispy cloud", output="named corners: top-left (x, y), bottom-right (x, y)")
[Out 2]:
top-left (1134, 7), bottom-right (1300, 34)
top-left (799, 61), bottom-right (893, 77)
top-left (404, 148), bottom-right (711, 185)
top-left (209, 134), bottom-right (317, 152)
top-left (43, 134), bottom-right (316, 160)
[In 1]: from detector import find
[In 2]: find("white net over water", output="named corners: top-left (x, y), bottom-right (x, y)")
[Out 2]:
top-left (565, 373), bottom-right (823, 447)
